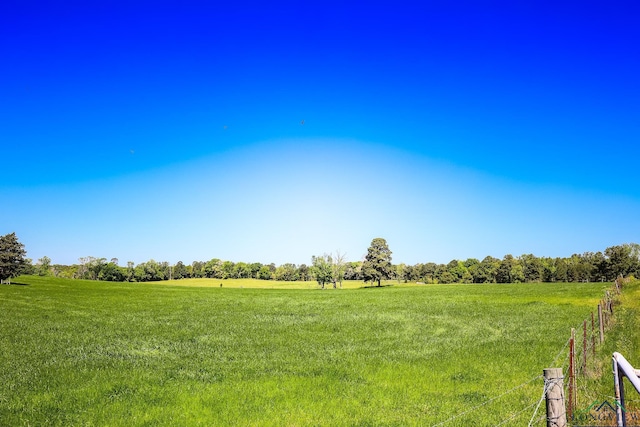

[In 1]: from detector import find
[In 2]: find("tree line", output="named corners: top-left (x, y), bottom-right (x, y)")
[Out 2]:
top-left (27, 243), bottom-right (640, 285)
top-left (395, 244), bottom-right (640, 284)
top-left (2, 232), bottom-right (638, 285)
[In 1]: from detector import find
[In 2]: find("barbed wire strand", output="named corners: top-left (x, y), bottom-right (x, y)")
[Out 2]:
top-left (430, 374), bottom-right (542, 427)
top-left (495, 399), bottom-right (541, 427)
top-left (531, 414), bottom-right (547, 426)
top-left (527, 378), bottom-right (552, 426)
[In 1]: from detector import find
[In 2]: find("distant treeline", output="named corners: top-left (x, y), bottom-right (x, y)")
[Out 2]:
top-left (28, 243), bottom-right (640, 284)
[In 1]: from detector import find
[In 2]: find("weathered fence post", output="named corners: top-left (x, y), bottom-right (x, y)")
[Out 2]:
top-left (544, 368), bottom-right (567, 427)
top-left (605, 290), bottom-right (614, 318)
top-left (568, 328), bottom-right (576, 420)
top-left (598, 304), bottom-right (605, 343)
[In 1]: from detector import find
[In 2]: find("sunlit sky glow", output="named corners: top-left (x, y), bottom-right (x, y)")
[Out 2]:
top-left (2, 1), bottom-right (639, 266)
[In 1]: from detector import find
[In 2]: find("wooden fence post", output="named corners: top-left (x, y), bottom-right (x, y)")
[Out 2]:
top-left (610, 297), bottom-right (614, 316)
top-left (568, 328), bottom-right (576, 420)
top-left (598, 304), bottom-right (605, 343)
top-left (605, 291), bottom-right (614, 318)
top-left (544, 368), bottom-right (567, 427)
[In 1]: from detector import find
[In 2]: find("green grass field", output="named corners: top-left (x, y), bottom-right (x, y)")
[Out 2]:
top-left (0, 276), bottom-right (625, 426)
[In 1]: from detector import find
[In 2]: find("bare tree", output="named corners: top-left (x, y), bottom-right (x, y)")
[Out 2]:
top-left (331, 250), bottom-right (347, 289)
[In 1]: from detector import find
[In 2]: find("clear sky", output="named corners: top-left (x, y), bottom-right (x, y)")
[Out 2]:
top-left (2, 1), bottom-right (639, 266)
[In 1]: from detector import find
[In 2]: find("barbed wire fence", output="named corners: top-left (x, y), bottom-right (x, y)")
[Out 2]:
top-left (564, 277), bottom-right (626, 422)
top-left (428, 277), bottom-right (627, 427)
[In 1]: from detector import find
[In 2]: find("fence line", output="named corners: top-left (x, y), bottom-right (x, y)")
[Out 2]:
top-left (538, 276), bottom-right (628, 425)
top-left (565, 277), bottom-right (624, 414)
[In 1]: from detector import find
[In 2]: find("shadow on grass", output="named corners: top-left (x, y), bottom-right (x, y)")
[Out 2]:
top-left (361, 284), bottom-right (394, 289)
top-left (2, 281), bottom-right (29, 286)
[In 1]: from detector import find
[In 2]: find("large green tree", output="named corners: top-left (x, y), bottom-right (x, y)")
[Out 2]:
top-left (605, 244), bottom-right (639, 279)
top-left (0, 232), bottom-right (27, 284)
top-left (362, 238), bottom-right (393, 287)
top-left (311, 254), bottom-right (333, 289)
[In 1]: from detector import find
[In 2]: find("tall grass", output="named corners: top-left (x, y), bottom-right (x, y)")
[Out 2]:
top-left (0, 276), bottom-right (608, 426)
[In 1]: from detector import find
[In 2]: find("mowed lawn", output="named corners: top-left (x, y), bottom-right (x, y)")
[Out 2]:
top-left (0, 276), bottom-right (606, 426)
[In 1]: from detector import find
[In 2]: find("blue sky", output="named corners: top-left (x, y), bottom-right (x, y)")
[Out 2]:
top-left (1, 1), bottom-right (639, 266)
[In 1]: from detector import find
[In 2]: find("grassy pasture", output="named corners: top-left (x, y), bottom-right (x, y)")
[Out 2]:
top-left (156, 278), bottom-right (377, 289)
top-left (0, 276), bottom-right (609, 426)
